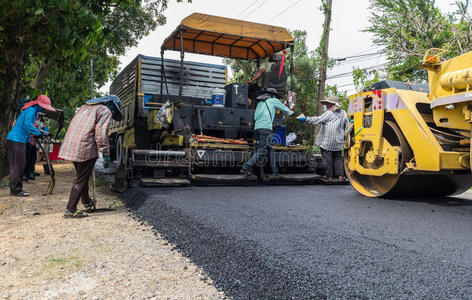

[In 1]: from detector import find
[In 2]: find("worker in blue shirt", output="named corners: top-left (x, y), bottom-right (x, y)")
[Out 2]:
top-left (24, 113), bottom-right (48, 180)
top-left (241, 89), bottom-right (293, 176)
top-left (7, 95), bottom-right (56, 196)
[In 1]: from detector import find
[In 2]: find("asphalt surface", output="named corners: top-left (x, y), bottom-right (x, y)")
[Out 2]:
top-left (122, 183), bottom-right (472, 299)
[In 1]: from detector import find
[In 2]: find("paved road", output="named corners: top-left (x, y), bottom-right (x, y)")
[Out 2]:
top-left (122, 184), bottom-right (472, 299)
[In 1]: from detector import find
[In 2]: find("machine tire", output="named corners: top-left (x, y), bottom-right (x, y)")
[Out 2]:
top-left (116, 135), bottom-right (124, 167)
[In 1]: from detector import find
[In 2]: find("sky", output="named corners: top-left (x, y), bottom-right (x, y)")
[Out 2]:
top-left (99, 0), bottom-right (459, 95)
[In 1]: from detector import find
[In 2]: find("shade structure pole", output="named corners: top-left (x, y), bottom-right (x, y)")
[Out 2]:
top-left (160, 48), bottom-right (164, 99)
top-left (179, 29), bottom-right (184, 98)
top-left (290, 45), bottom-right (294, 91)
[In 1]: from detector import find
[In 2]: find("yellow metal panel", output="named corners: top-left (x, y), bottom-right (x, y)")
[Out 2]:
top-left (440, 152), bottom-right (469, 170)
top-left (162, 135), bottom-right (184, 146)
top-left (348, 138), bottom-right (400, 176)
top-left (272, 146), bottom-right (311, 151)
top-left (392, 90), bottom-right (444, 171)
top-left (123, 128), bottom-right (136, 149)
top-left (190, 142), bottom-right (249, 150)
top-left (147, 110), bottom-right (161, 130)
top-left (391, 109), bottom-right (441, 171)
top-left (426, 51), bottom-right (472, 99)
top-left (432, 102), bottom-right (470, 130)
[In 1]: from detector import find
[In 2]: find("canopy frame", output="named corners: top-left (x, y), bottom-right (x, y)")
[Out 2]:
top-left (159, 13), bottom-right (295, 101)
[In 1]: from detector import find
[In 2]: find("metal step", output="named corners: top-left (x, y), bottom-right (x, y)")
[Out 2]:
top-left (139, 178), bottom-right (191, 187)
top-left (191, 174), bottom-right (257, 183)
top-left (264, 173), bottom-right (321, 183)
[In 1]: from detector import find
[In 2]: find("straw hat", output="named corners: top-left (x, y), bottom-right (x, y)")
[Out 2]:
top-left (320, 95), bottom-right (341, 107)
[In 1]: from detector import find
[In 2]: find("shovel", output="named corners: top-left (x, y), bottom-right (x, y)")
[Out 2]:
top-left (37, 136), bottom-right (55, 195)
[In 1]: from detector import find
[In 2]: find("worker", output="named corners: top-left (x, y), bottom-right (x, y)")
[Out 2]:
top-left (246, 53), bottom-right (287, 103)
top-left (23, 113), bottom-right (48, 180)
top-left (241, 88), bottom-right (293, 177)
top-left (7, 95), bottom-right (56, 196)
top-left (297, 96), bottom-right (349, 183)
top-left (59, 95), bottom-right (122, 218)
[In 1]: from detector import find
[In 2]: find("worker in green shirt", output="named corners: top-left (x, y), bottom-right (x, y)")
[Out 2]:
top-left (241, 89), bottom-right (293, 176)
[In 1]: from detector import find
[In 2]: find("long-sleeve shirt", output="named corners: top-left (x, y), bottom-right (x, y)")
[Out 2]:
top-left (7, 105), bottom-right (42, 144)
top-left (254, 98), bottom-right (293, 130)
top-left (30, 121), bottom-right (48, 146)
top-left (59, 104), bottom-right (111, 162)
top-left (306, 109), bottom-right (349, 151)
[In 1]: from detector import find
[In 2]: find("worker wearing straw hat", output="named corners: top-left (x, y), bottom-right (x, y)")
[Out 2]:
top-left (297, 96), bottom-right (350, 183)
top-left (7, 95), bottom-right (56, 196)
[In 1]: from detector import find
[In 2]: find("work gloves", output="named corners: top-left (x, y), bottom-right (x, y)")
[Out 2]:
top-left (103, 155), bottom-right (111, 169)
top-left (296, 114), bottom-right (306, 122)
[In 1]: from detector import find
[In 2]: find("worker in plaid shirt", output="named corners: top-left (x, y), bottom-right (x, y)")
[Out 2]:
top-left (59, 95), bottom-right (122, 218)
top-left (297, 96), bottom-right (350, 183)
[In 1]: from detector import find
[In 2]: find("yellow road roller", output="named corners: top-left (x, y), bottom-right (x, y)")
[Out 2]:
top-left (345, 49), bottom-right (472, 197)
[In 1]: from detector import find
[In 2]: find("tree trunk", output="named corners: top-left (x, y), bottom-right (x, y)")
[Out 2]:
top-left (314, 0), bottom-right (333, 144)
top-left (0, 51), bottom-right (27, 178)
top-left (31, 61), bottom-right (53, 89)
top-left (317, 0), bottom-right (333, 112)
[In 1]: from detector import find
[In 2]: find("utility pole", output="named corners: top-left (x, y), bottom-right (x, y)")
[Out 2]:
top-left (316, 0), bottom-right (332, 114)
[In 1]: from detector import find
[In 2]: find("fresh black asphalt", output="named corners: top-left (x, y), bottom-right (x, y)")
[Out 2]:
top-left (122, 184), bottom-right (472, 299)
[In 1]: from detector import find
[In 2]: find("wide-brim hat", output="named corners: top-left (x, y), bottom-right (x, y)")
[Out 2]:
top-left (256, 88), bottom-right (279, 101)
top-left (37, 95), bottom-right (56, 111)
top-left (21, 95), bottom-right (56, 112)
top-left (320, 95), bottom-right (341, 107)
top-left (86, 95), bottom-right (123, 121)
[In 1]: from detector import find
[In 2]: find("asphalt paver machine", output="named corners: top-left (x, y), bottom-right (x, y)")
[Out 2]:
top-left (109, 13), bottom-right (318, 187)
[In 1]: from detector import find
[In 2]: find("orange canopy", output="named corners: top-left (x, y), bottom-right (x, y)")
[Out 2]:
top-left (162, 13), bottom-right (294, 60)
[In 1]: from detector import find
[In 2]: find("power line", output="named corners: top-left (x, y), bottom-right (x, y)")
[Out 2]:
top-left (242, 0), bottom-right (269, 19)
top-left (335, 55), bottom-right (383, 66)
top-left (335, 52), bottom-right (383, 62)
top-left (235, 0), bottom-right (261, 18)
top-left (336, 82), bottom-right (355, 88)
top-left (326, 63), bottom-right (388, 80)
top-left (266, 0), bottom-right (306, 23)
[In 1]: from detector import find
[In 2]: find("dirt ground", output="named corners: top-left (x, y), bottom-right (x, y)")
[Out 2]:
top-left (0, 162), bottom-right (226, 299)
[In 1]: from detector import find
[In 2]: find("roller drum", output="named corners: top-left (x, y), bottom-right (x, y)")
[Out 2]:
top-left (345, 120), bottom-right (472, 198)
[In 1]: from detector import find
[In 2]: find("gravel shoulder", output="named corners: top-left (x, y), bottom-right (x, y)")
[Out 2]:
top-left (0, 163), bottom-right (226, 299)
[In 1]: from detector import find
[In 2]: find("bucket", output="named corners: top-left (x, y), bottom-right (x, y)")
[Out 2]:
top-left (211, 88), bottom-right (226, 107)
top-left (272, 125), bottom-right (286, 145)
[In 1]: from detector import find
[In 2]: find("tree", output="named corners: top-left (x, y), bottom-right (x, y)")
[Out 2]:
top-left (284, 30), bottom-right (322, 146)
top-left (352, 68), bottom-right (380, 91)
top-left (365, 0), bottom-right (472, 82)
top-left (223, 58), bottom-right (259, 83)
top-left (0, 0), bottom-right (187, 177)
top-left (316, 0), bottom-right (333, 113)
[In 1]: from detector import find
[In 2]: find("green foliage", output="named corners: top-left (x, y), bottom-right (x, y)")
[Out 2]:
top-left (366, 0), bottom-right (472, 82)
top-left (0, 0), bottom-right (190, 176)
top-left (0, 0), bottom-right (193, 138)
top-left (352, 68), bottom-right (380, 91)
top-left (223, 58), bottom-right (259, 83)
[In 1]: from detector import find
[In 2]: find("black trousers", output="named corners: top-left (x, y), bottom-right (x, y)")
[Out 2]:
top-left (321, 148), bottom-right (344, 178)
top-left (9, 140), bottom-right (26, 193)
top-left (24, 143), bottom-right (37, 177)
top-left (66, 158), bottom-right (97, 211)
top-left (244, 129), bottom-right (278, 174)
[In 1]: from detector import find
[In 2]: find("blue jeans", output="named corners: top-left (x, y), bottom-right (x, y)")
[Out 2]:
top-left (244, 129), bottom-right (278, 174)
